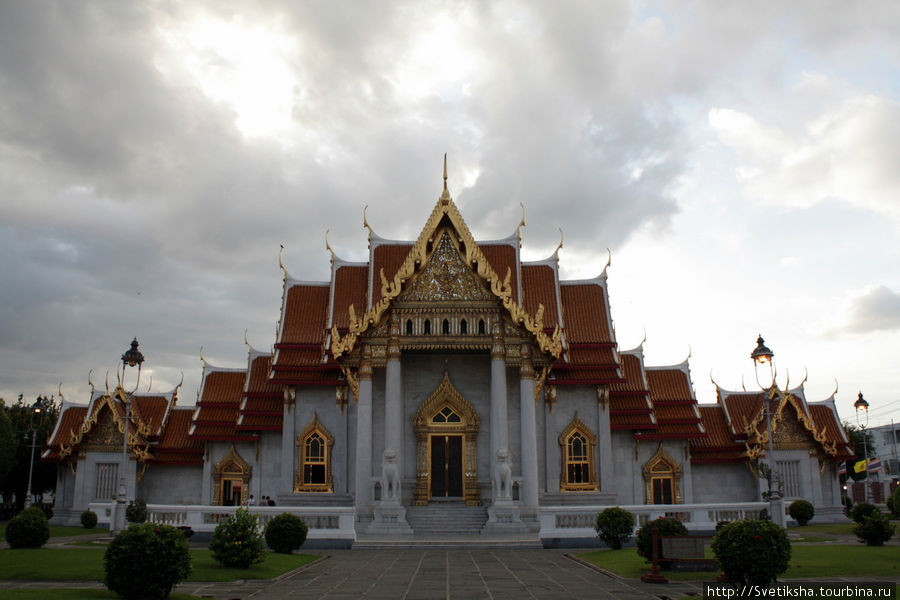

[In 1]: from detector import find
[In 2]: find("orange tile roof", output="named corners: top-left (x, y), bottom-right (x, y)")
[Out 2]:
top-left (156, 409), bottom-right (204, 452)
top-left (480, 243), bottom-right (518, 303)
top-left (131, 395), bottom-right (169, 437)
top-left (372, 244), bottom-right (412, 304)
top-left (246, 355), bottom-right (280, 396)
top-left (690, 405), bottom-right (745, 462)
top-left (809, 404), bottom-right (854, 459)
top-left (331, 265), bottom-right (368, 330)
top-left (646, 369), bottom-right (693, 403)
top-left (521, 265), bottom-right (559, 329)
top-left (48, 405), bottom-right (87, 448)
top-left (191, 370), bottom-right (255, 441)
top-left (559, 283), bottom-right (613, 343)
top-left (721, 392), bottom-right (764, 436)
top-left (610, 354), bottom-right (647, 394)
top-left (279, 284), bottom-right (330, 344)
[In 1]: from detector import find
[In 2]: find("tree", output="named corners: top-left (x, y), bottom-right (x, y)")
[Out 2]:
top-left (0, 400), bottom-right (16, 484)
top-left (842, 422), bottom-right (874, 483)
top-left (0, 395), bottom-right (59, 509)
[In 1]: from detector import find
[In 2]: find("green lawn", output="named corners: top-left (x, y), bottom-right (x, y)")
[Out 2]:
top-left (0, 547), bottom-right (318, 582)
top-left (787, 522), bottom-right (855, 536)
top-left (579, 545), bottom-right (900, 579)
top-left (0, 591), bottom-right (205, 600)
top-left (1, 521), bottom-right (106, 542)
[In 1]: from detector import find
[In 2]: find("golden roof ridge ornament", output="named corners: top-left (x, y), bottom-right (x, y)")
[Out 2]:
top-left (440, 153), bottom-right (451, 205)
top-left (517, 203), bottom-right (526, 243)
top-left (325, 229), bottom-right (334, 264)
top-left (278, 244), bottom-right (289, 281)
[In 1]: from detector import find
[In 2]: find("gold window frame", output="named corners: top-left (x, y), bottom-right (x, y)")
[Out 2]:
top-left (212, 445), bottom-right (252, 506)
top-left (558, 412), bottom-right (599, 491)
top-left (643, 444), bottom-right (683, 504)
top-left (295, 412), bottom-right (334, 493)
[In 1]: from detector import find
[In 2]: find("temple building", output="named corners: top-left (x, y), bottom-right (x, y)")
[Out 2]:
top-left (43, 164), bottom-right (854, 539)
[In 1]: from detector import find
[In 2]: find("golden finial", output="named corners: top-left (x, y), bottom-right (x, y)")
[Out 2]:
top-left (602, 248), bottom-right (611, 275)
top-left (278, 245), bottom-right (287, 281)
top-left (58, 382), bottom-right (66, 402)
top-left (199, 346), bottom-right (207, 366)
top-left (325, 229), bottom-right (334, 264)
top-left (88, 369), bottom-right (95, 393)
top-left (440, 153), bottom-right (451, 204)
top-left (517, 203), bottom-right (526, 242)
top-left (146, 375), bottom-right (153, 393)
top-left (553, 228), bottom-right (564, 256)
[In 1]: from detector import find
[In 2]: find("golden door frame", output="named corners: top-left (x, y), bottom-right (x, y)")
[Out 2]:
top-left (412, 372), bottom-right (481, 506)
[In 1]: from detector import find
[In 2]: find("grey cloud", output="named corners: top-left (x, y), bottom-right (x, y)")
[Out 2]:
top-left (843, 286), bottom-right (900, 334)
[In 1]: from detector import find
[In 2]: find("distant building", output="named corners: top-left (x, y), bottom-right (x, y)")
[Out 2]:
top-left (43, 165), bottom-right (854, 534)
top-left (867, 423), bottom-right (900, 481)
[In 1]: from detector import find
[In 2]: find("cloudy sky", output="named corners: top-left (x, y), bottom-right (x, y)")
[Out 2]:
top-left (1, 1), bottom-right (898, 427)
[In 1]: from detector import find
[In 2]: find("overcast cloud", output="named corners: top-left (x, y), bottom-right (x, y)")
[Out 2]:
top-left (1, 1), bottom-right (898, 425)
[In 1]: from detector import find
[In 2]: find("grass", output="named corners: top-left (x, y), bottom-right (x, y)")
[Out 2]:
top-left (787, 522), bottom-right (855, 536)
top-left (0, 547), bottom-right (318, 582)
top-left (578, 545), bottom-right (900, 579)
top-left (1, 520), bottom-right (106, 542)
top-left (0, 592), bottom-right (205, 600)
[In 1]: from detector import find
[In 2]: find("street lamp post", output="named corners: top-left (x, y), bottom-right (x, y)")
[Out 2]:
top-left (854, 392), bottom-right (869, 504)
top-left (113, 338), bottom-right (144, 532)
top-left (751, 335), bottom-right (785, 527)
top-left (24, 397), bottom-right (48, 508)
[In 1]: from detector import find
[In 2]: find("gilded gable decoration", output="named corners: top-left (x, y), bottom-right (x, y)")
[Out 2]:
top-left (59, 389), bottom-right (151, 461)
top-left (331, 182), bottom-right (562, 360)
top-left (212, 445), bottom-right (252, 506)
top-left (744, 391), bottom-right (836, 460)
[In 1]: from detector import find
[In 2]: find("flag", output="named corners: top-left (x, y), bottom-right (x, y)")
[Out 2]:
top-left (853, 460), bottom-right (866, 474)
top-left (838, 462), bottom-right (846, 476)
top-left (867, 457), bottom-right (882, 473)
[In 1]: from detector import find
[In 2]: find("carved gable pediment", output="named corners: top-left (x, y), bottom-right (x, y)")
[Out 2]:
top-left (400, 231), bottom-right (495, 303)
top-left (80, 406), bottom-right (124, 452)
top-left (772, 406), bottom-right (815, 450)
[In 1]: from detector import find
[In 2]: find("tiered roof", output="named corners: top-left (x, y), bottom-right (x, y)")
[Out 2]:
top-left (44, 164), bottom-right (852, 468)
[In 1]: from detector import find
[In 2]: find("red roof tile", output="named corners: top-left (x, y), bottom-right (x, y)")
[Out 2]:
top-left (480, 243), bottom-right (518, 303)
top-left (279, 284), bottom-right (330, 344)
top-left (372, 244), bottom-right (412, 304)
top-left (559, 283), bottom-right (613, 343)
top-left (332, 265), bottom-right (368, 330)
top-left (521, 264), bottom-right (559, 329)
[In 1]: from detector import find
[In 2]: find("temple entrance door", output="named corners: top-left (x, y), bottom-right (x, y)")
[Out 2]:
top-left (430, 434), bottom-right (463, 498)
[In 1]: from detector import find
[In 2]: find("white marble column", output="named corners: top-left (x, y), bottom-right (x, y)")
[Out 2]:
top-left (597, 385), bottom-right (614, 490)
top-left (280, 387), bottom-right (296, 494)
top-left (354, 352), bottom-right (373, 513)
top-left (519, 344), bottom-right (539, 508)
top-left (384, 321), bottom-right (403, 484)
top-left (490, 321), bottom-right (508, 471)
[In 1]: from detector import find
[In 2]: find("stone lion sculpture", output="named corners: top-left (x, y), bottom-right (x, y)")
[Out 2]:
top-left (382, 448), bottom-right (400, 502)
top-left (494, 448), bottom-right (512, 500)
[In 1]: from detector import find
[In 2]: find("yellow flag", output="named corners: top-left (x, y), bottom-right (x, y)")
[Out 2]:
top-left (853, 459), bottom-right (866, 473)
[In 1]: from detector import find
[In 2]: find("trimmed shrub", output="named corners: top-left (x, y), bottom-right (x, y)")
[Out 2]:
top-left (209, 508), bottom-right (265, 568)
top-left (80, 510), bottom-right (98, 529)
top-left (712, 519), bottom-right (791, 586)
top-left (886, 486), bottom-right (900, 518)
top-left (853, 512), bottom-right (895, 546)
top-left (104, 523), bottom-right (191, 599)
top-left (849, 502), bottom-right (878, 523)
top-left (788, 500), bottom-right (814, 526)
top-left (5, 506), bottom-right (50, 548)
top-left (635, 516), bottom-right (688, 562)
top-left (264, 513), bottom-right (309, 554)
top-left (125, 499), bottom-right (147, 523)
top-left (595, 507), bottom-right (635, 550)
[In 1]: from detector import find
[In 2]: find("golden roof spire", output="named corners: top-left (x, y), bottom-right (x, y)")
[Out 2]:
top-left (440, 153), bottom-right (451, 204)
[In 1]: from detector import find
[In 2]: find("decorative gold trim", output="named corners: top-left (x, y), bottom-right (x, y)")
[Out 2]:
top-left (744, 390), bottom-right (837, 460)
top-left (212, 445), bottom-right (252, 506)
top-left (412, 372), bottom-right (481, 506)
top-left (331, 192), bottom-right (562, 360)
top-left (643, 444), bottom-right (683, 504)
top-left (295, 413), bottom-right (334, 493)
top-left (59, 388), bottom-right (151, 462)
top-left (558, 412), bottom-right (599, 491)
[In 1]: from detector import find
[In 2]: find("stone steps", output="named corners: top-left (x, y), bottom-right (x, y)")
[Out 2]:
top-left (406, 503), bottom-right (488, 535)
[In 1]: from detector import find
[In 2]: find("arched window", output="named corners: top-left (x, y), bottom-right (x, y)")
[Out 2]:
top-left (642, 445), bottom-right (682, 504)
top-left (406, 319), bottom-right (413, 335)
top-left (558, 413), bottom-right (599, 491)
top-left (478, 319), bottom-right (486, 335)
top-left (460, 319), bottom-right (468, 334)
top-left (424, 319), bottom-right (431, 334)
top-left (442, 319), bottom-right (450, 334)
top-left (295, 413), bottom-right (334, 493)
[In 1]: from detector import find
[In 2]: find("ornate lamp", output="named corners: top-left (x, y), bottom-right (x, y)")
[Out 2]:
top-left (115, 337), bottom-right (145, 531)
top-left (751, 335), bottom-right (783, 526)
top-left (24, 397), bottom-right (48, 508)
top-left (854, 392), bottom-right (870, 502)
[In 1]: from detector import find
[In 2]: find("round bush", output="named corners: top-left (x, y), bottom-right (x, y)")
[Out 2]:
top-left (80, 510), bottom-right (98, 529)
top-left (209, 508), bottom-right (265, 568)
top-left (849, 502), bottom-right (878, 523)
top-left (595, 507), bottom-right (635, 550)
top-left (264, 513), bottom-right (309, 553)
top-left (853, 512), bottom-right (895, 546)
top-left (635, 516), bottom-right (688, 562)
top-left (5, 506), bottom-right (50, 549)
top-left (104, 523), bottom-right (191, 599)
top-left (886, 486), bottom-right (900, 518)
top-left (125, 499), bottom-right (147, 523)
top-left (712, 519), bottom-right (791, 586)
top-left (788, 500), bottom-right (814, 526)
